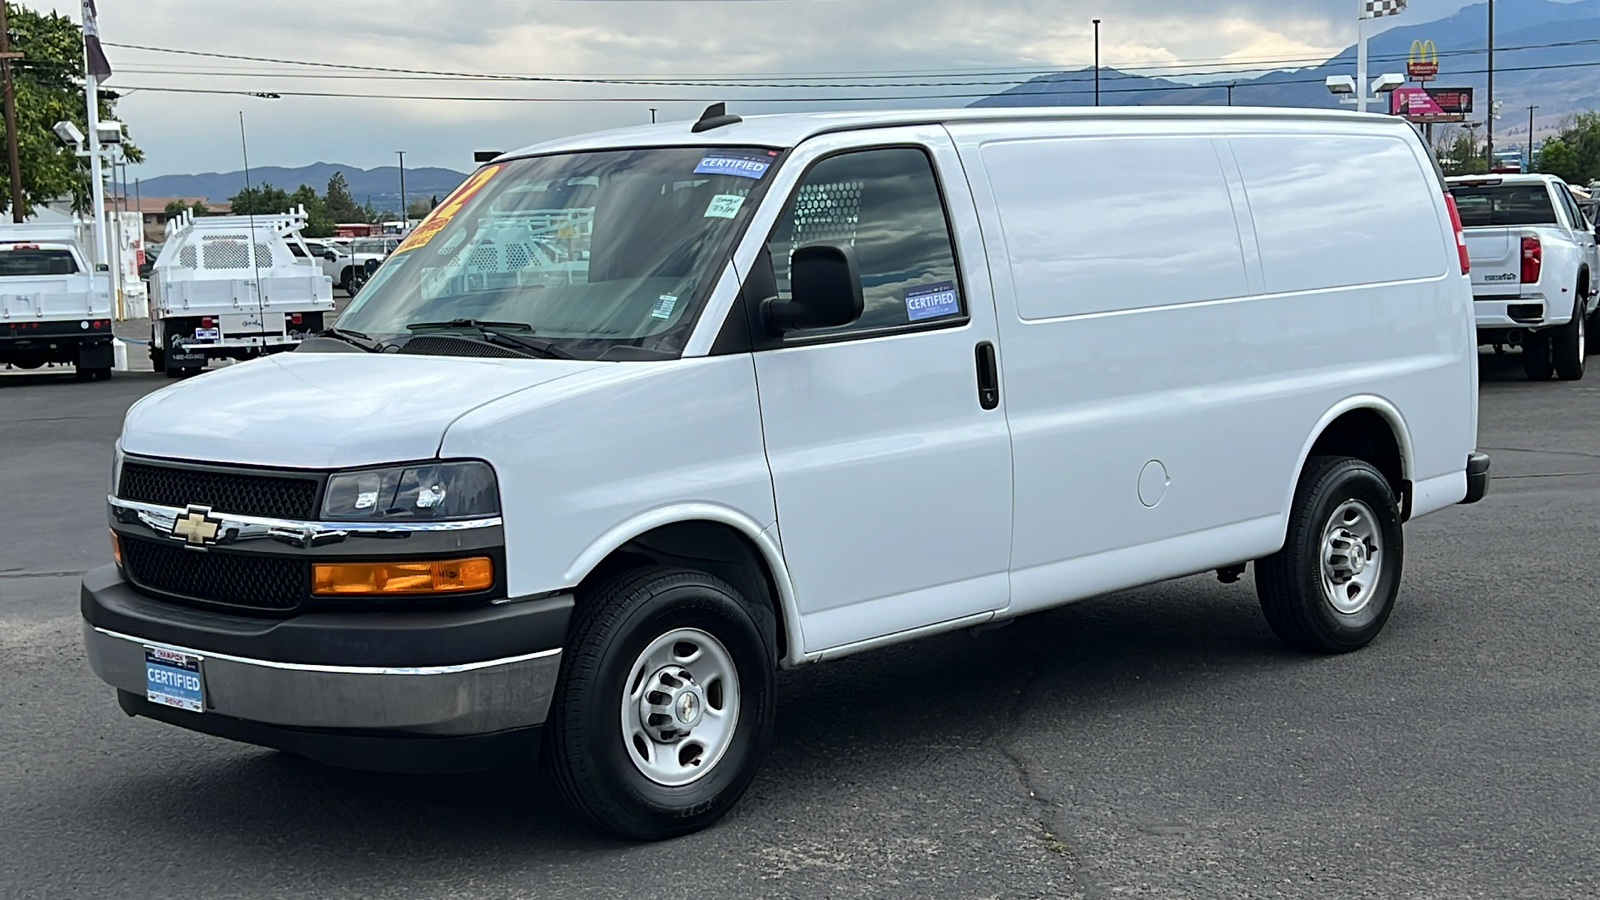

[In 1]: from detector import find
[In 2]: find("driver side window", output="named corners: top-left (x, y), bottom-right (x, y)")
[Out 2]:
top-left (765, 146), bottom-right (965, 337)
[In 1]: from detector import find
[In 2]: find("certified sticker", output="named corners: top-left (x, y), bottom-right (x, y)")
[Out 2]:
top-left (651, 294), bottom-right (678, 319)
top-left (145, 647), bottom-right (204, 713)
top-left (694, 153), bottom-right (771, 180)
top-left (904, 281), bottom-right (961, 322)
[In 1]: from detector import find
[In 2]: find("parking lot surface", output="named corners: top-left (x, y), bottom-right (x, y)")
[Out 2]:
top-left (2, 351), bottom-right (1596, 899)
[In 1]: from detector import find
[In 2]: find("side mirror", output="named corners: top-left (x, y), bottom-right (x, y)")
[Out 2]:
top-left (763, 240), bottom-right (864, 334)
top-left (323, 250), bottom-right (337, 260)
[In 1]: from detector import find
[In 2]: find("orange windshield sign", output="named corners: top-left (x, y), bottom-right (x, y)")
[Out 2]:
top-left (393, 164), bottom-right (503, 254)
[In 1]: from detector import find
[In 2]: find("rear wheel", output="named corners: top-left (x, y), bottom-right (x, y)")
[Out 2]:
top-left (1256, 456), bottom-right (1403, 654)
top-left (1553, 297), bottom-right (1586, 381)
top-left (545, 566), bottom-right (776, 840)
top-left (1522, 331), bottom-right (1554, 381)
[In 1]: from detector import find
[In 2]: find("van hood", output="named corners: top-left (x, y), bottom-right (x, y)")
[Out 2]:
top-left (121, 352), bottom-right (600, 469)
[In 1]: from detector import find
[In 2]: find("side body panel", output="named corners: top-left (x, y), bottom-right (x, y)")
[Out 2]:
top-left (948, 116), bottom-right (1475, 617)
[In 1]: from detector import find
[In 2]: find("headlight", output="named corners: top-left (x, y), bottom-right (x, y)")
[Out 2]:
top-left (111, 442), bottom-right (125, 494)
top-left (320, 461), bottom-right (499, 521)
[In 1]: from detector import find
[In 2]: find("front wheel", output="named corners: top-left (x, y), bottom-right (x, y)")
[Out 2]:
top-left (545, 567), bottom-right (776, 840)
top-left (1256, 456), bottom-right (1404, 654)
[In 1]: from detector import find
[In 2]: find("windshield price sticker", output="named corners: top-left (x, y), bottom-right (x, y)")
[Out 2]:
top-left (694, 153), bottom-right (771, 180)
top-left (704, 194), bottom-right (746, 219)
top-left (393, 164), bottom-right (503, 255)
top-left (904, 281), bottom-right (961, 321)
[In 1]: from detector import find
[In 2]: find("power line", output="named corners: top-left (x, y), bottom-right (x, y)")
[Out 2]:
top-left (102, 37), bottom-right (1600, 89)
top-left (110, 58), bottom-right (1600, 105)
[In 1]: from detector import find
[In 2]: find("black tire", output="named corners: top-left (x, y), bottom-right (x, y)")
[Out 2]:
top-left (338, 267), bottom-right (353, 293)
top-left (1588, 309), bottom-right (1600, 355)
top-left (1256, 456), bottom-right (1404, 654)
top-left (1522, 331), bottom-right (1554, 381)
top-left (150, 347), bottom-right (165, 373)
top-left (545, 566), bottom-right (776, 840)
top-left (1553, 297), bottom-right (1586, 381)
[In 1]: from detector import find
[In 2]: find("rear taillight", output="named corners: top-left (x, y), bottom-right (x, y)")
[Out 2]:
top-left (1445, 194), bottom-right (1470, 275)
top-left (290, 313), bottom-right (303, 325)
top-left (201, 316), bottom-right (214, 328)
top-left (1520, 236), bottom-right (1542, 284)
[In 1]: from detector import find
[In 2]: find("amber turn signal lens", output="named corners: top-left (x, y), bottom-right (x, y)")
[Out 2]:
top-left (110, 530), bottom-right (122, 567)
top-left (312, 557), bottom-right (493, 595)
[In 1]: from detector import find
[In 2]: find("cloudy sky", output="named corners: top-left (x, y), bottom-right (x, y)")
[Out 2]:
top-left (38, 0), bottom-right (1487, 178)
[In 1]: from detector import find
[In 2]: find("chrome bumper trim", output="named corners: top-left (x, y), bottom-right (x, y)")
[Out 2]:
top-left (109, 495), bottom-right (502, 549)
top-left (85, 624), bottom-right (561, 735)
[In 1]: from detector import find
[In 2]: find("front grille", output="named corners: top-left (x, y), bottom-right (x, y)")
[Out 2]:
top-left (119, 461), bottom-right (321, 520)
top-left (121, 537), bottom-right (306, 612)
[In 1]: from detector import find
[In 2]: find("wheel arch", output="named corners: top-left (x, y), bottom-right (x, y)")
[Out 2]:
top-left (1286, 397), bottom-right (1415, 528)
top-left (563, 504), bottom-right (806, 668)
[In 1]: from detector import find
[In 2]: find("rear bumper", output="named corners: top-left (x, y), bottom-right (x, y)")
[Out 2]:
top-left (0, 320), bottom-right (114, 365)
top-left (1473, 294), bottom-right (1553, 331)
top-left (81, 565), bottom-right (572, 767)
top-left (1462, 452), bottom-right (1491, 505)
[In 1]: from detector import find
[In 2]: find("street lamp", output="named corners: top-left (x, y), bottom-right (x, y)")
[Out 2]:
top-left (1092, 19), bottom-right (1101, 107)
top-left (396, 150), bottom-right (407, 228)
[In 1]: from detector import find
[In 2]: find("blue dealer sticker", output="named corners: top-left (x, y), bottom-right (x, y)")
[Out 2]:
top-left (694, 153), bottom-right (771, 180)
top-left (651, 294), bottom-right (678, 319)
top-left (904, 281), bottom-right (961, 322)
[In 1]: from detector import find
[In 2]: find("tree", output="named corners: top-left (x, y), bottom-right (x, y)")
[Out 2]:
top-left (324, 171), bottom-right (364, 223)
top-left (162, 198), bottom-right (206, 219)
top-left (287, 183), bottom-right (334, 237)
top-left (0, 3), bottom-right (142, 215)
top-left (228, 182), bottom-right (291, 216)
top-left (405, 196), bottom-right (433, 219)
top-left (1534, 112), bottom-right (1600, 186)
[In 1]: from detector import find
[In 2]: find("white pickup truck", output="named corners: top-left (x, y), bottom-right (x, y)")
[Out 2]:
top-left (0, 223), bottom-right (115, 380)
top-left (1447, 174), bottom-right (1599, 380)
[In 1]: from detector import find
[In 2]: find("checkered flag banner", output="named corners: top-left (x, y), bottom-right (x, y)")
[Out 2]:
top-left (1363, 0), bottom-right (1407, 19)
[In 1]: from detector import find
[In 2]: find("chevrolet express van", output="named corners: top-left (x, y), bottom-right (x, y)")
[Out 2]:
top-left (84, 107), bottom-right (1489, 840)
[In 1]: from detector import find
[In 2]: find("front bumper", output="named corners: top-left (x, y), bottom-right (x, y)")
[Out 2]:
top-left (81, 565), bottom-right (573, 769)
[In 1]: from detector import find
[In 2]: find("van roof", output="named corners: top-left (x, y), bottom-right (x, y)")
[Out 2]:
top-left (500, 106), bottom-right (1399, 161)
top-left (1445, 173), bottom-right (1560, 186)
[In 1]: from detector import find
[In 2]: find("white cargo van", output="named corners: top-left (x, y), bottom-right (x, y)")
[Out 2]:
top-left (0, 223), bottom-right (115, 379)
top-left (84, 107), bottom-right (1487, 840)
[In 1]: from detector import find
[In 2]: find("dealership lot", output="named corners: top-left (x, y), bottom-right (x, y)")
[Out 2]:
top-left (1, 352), bottom-right (1596, 899)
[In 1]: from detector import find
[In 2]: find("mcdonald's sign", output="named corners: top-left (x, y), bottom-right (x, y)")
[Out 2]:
top-left (1408, 40), bottom-right (1439, 81)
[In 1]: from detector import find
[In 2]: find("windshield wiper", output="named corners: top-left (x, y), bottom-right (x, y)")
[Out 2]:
top-left (406, 319), bottom-right (577, 360)
top-left (318, 326), bottom-right (384, 353)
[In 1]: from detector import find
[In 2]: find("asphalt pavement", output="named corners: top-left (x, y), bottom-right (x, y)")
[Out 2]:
top-left (1, 350), bottom-right (1596, 899)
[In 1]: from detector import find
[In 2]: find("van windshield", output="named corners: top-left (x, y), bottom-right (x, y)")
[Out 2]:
top-left (1448, 183), bottom-right (1557, 226)
top-left (337, 146), bottom-right (780, 360)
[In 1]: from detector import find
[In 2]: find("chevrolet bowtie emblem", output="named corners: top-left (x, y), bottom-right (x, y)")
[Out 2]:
top-left (172, 505), bottom-right (223, 546)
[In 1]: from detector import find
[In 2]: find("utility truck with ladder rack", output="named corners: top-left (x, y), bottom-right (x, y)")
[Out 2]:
top-left (148, 206), bottom-right (334, 377)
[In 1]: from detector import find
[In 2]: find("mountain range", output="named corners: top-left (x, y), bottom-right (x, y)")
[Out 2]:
top-left (973, 0), bottom-right (1600, 148)
top-left (135, 163), bottom-right (469, 209)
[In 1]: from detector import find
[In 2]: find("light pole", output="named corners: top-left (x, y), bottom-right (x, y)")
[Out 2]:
top-left (649, 107), bottom-right (657, 124)
top-left (396, 150), bottom-right (406, 226)
top-left (1486, 0), bottom-right (1495, 169)
top-left (1527, 104), bottom-right (1539, 171)
top-left (1092, 19), bottom-right (1101, 107)
top-left (1227, 83), bottom-right (1235, 106)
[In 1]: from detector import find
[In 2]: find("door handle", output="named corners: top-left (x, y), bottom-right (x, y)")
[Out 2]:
top-left (975, 341), bottom-right (1000, 410)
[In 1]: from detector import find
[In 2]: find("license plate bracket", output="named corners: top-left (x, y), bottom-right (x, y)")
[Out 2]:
top-left (145, 646), bottom-right (205, 713)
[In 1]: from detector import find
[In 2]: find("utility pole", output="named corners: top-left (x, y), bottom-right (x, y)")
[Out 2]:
top-left (396, 150), bottom-right (406, 225)
top-left (1527, 104), bottom-right (1539, 171)
top-left (1356, 0), bottom-right (1368, 112)
top-left (0, 2), bottom-right (25, 223)
top-left (649, 107), bottom-right (657, 124)
top-left (1092, 19), bottom-right (1101, 107)
top-left (1227, 83), bottom-right (1235, 106)
top-left (1486, 0), bottom-right (1495, 168)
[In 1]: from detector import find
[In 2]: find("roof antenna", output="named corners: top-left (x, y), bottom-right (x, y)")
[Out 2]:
top-left (692, 102), bottom-right (742, 133)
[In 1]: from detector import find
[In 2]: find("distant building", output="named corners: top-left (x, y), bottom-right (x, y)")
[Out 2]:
top-left (102, 195), bottom-right (234, 241)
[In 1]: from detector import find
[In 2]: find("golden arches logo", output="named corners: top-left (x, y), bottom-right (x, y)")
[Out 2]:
top-left (1408, 40), bottom-right (1439, 79)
